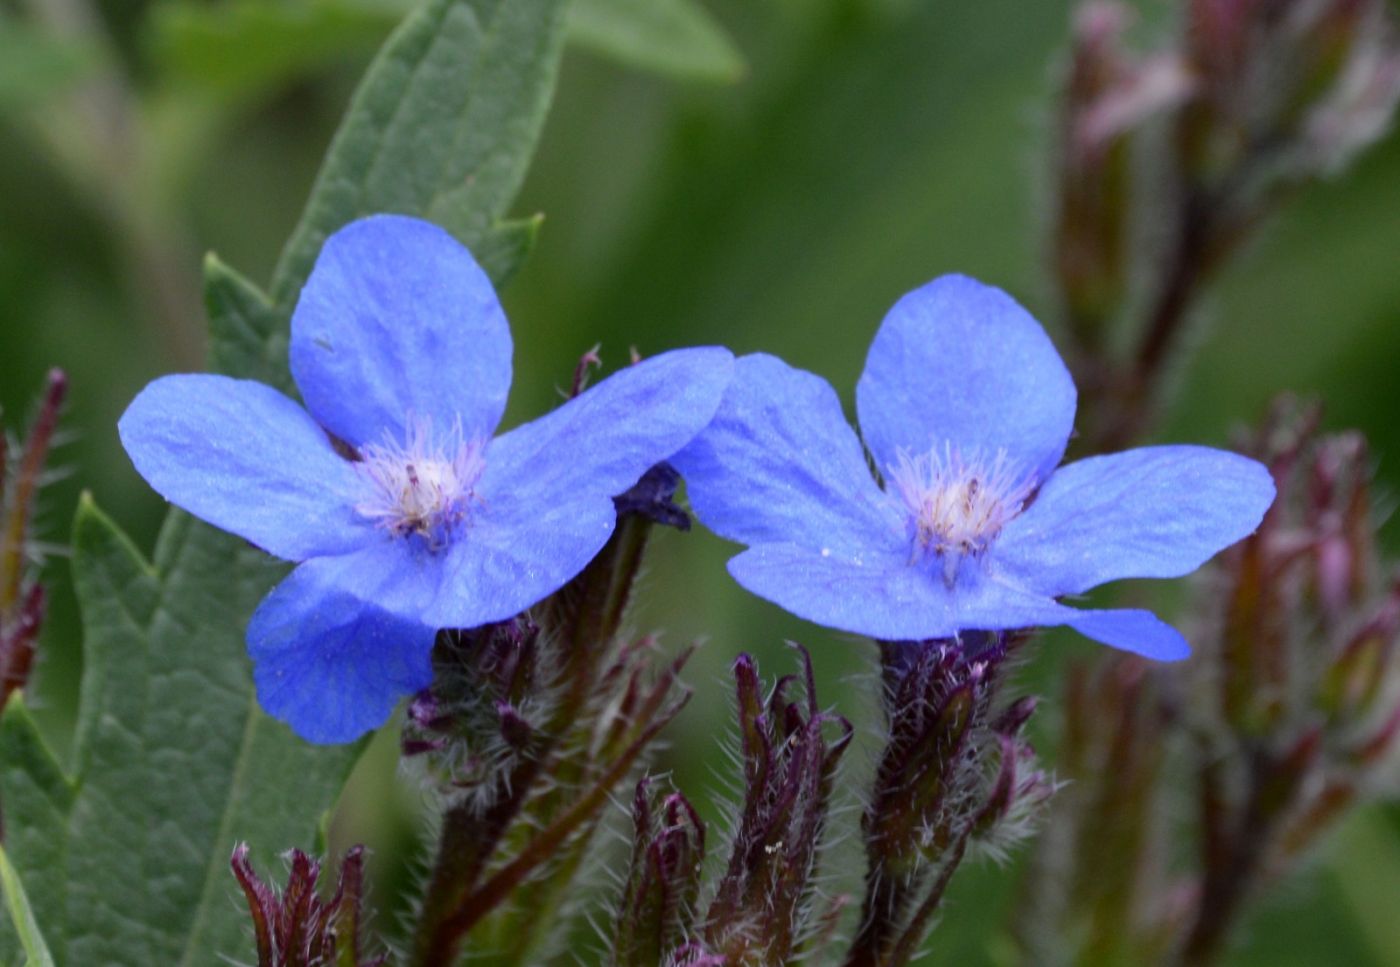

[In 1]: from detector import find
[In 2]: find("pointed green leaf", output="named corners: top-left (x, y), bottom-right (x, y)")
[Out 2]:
top-left (0, 845), bottom-right (54, 967)
top-left (269, 0), bottom-right (570, 305)
top-left (0, 498), bottom-right (358, 966)
top-left (474, 214), bottom-right (546, 288)
top-left (0, 698), bottom-right (73, 963)
top-left (0, 490), bottom-right (362, 967)
top-left (3, 0), bottom-right (568, 960)
top-left (203, 253), bottom-right (294, 390)
top-left (569, 0), bottom-right (745, 84)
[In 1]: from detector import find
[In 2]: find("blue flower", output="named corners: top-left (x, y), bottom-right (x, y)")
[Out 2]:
top-left (672, 274), bottom-right (1274, 659)
top-left (119, 215), bottom-right (733, 742)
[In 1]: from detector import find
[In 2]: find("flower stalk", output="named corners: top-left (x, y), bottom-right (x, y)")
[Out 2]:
top-left (700, 648), bottom-right (852, 964)
top-left (0, 368), bottom-right (67, 710)
top-left (1181, 398), bottom-right (1400, 965)
top-left (845, 634), bottom-right (1051, 967)
top-left (1017, 398), bottom-right (1400, 966)
top-left (407, 449), bottom-right (697, 966)
top-left (1053, 0), bottom-right (1400, 451)
top-left (613, 779), bottom-right (706, 967)
top-left (608, 646), bottom-right (852, 967)
top-left (1014, 657), bottom-right (1181, 964)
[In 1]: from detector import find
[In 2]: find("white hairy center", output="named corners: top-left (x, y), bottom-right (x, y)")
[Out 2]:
top-left (354, 416), bottom-right (484, 548)
top-left (886, 445), bottom-right (1033, 583)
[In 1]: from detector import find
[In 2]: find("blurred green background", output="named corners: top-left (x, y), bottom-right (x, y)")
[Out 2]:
top-left (4, 0), bottom-right (1400, 962)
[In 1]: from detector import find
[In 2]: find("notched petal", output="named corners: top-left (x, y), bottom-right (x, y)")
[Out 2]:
top-left (289, 214), bottom-right (513, 447)
top-left (856, 274), bottom-right (1076, 485)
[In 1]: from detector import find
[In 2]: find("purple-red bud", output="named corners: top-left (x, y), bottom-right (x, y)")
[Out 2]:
top-left (1355, 703), bottom-right (1400, 766)
top-left (703, 646), bottom-right (851, 964)
top-left (230, 843), bottom-right (383, 967)
top-left (495, 701), bottom-right (533, 749)
top-left (1, 369), bottom-right (68, 709)
top-left (613, 462), bottom-right (691, 531)
top-left (613, 779), bottom-right (706, 967)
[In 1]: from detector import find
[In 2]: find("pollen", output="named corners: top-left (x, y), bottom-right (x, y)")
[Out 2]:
top-left (354, 415), bottom-right (485, 549)
top-left (886, 444), bottom-right (1034, 584)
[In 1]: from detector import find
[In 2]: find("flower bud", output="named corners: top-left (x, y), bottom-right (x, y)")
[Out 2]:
top-left (852, 633), bottom-right (1053, 964)
top-left (970, 735), bottom-right (1056, 862)
top-left (702, 646), bottom-right (852, 964)
top-left (614, 462), bottom-right (691, 531)
top-left (1176, 398), bottom-right (1400, 961)
top-left (1179, 0), bottom-right (1400, 180)
top-left (229, 843), bottom-right (383, 967)
top-left (1055, 3), bottom-right (1192, 344)
top-left (1210, 398), bottom-right (1400, 748)
top-left (400, 617), bottom-right (545, 789)
top-left (612, 779), bottom-right (706, 967)
top-left (1, 369), bottom-right (67, 710)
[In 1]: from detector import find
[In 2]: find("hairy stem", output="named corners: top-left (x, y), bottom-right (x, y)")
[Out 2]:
top-left (886, 830), bottom-right (972, 966)
top-left (409, 513), bottom-right (657, 965)
top-left (1181, 757), bottom-right (1278, 966)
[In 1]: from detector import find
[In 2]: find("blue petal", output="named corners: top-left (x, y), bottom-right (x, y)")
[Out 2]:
top-left (289, 517), bottom-right (618, 631)
top-left (429, 496), bottom-right (620, 627)
top-left (118, 374), bottom-right (371, 560)
top-left (483, 347), bottom-right (734, 504)
top-left (1067, 609), bottom-right (1191, 661)
top-left (289, 214), bottom-right (512, 447)
top-left (279, 539), bottom-right (444, 627)
top-left (855, 275), bottom-right (1076, 485)
top-left (728, 543), bottom-right (1191, 659)
top-left (247, 568), bottom-right (437, 744)
top-left (726, 543), bottom-right (1085, 641)
top-left (422, 346), bottom-right (735, 628)
top-left (298, 348), bottom-right (734, 630)
top-left (995, 445), bottom-right (1275, 596)
top-left (672, 354), bottom-right (906, 557)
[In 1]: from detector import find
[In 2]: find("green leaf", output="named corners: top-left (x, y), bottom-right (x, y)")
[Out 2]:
top-left (203, 0), bottom-right (563, 363)
top-left (2, 0), bottom-right (567, 959)
top-left (146, 0), bottom-right (401, 103)
top-left (569, 0), bottom-right (745, 84)
top-left (75, 500), bottom-right (369, 964)
top-left (0, 698), bottom-right (73, 962)
top-left (0, 499), bottom-right (361, 966)
top-left (472, 214), bottom-right (546, 289)
top-left (0, 844), bottom-right (54, 967)
top-left (202, 0), bottom-right (568, 378)
top-left (269, 0), bottom-right (570, 304)
top-left (203, 253), bottom-right (294, 390)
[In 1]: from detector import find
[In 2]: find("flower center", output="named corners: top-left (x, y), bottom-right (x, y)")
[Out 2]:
top-left (886, 445), bottom-right (1033, 584)
top-left (354, 416), bottom-right (484, 549)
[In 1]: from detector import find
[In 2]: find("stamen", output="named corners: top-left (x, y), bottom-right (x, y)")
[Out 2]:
top-left (354, 415), bottom-right (484, 549)
top-left (886, 444), bottom-right (1034, 584)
